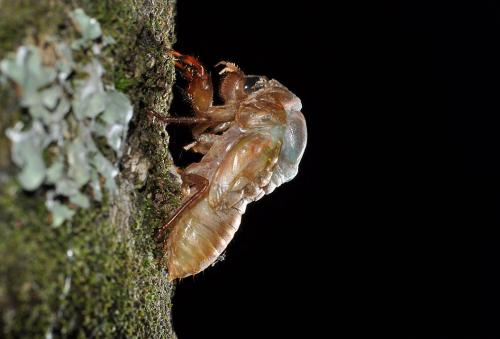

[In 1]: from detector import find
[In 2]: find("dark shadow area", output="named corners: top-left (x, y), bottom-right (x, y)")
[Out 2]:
top-left (170, 1), bottom-right (492, 338)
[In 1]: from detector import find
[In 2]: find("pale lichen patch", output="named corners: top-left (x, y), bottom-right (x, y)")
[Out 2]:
top-left (0, 9), bottom-right (133, 226)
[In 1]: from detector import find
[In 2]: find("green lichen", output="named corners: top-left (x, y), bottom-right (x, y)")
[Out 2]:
top-left (1, 9), bottom-right (134, 226)
top-left (70, 8), bottom-right (103, 47)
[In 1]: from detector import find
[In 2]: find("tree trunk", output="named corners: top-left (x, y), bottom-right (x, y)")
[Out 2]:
top-left (0, 1), bottom-right (178, 337)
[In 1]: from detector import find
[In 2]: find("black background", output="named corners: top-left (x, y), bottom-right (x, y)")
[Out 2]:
top-left (169, 1), bottom-right (497, 338)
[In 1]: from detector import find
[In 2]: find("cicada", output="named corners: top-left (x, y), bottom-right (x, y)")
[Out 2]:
top-left (153, 51), bottom-right (307, 280)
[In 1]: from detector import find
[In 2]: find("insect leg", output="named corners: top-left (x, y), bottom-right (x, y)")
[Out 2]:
top-left (215, 61), bottom-right (246, 103)
top-left (147, 109), bottom-right (208, 125)
top-left (156, 173), bottom-right (209, 242)
top-left (169, 50), bottom-right (214, 117)
top-left (190, 105), bottom-right (237, 137)
top-left (183, 133), bottom-right (219, 154)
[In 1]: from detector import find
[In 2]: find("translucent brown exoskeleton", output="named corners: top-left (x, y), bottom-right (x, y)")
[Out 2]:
top-left (152, 51), bottom-right (307, 281)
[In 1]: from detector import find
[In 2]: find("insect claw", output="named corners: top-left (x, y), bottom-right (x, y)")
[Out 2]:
top-left (173, 60), bottom-right (183, 69)
top-left (168, 49), bottom-right (183, 58)
top-left (169, 49), bottom-right (206, 79)
top-left (215, 61), bottom-right (240, 75)
top-left (168, 51), bottom-right (214, 115)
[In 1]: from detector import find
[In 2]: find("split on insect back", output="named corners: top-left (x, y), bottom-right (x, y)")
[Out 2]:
top-left (151, 50), bottom-right (307, 281)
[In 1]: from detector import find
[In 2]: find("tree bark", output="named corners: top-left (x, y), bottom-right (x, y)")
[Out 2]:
top-left (0, 1), bottom-right (178, 337)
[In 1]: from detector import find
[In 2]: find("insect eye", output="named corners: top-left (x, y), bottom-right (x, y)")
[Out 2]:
top-left (243, 76), bottom-right (264, 92)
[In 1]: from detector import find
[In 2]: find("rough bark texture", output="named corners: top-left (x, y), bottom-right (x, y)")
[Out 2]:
top-left (0, 1), bottom-right (179, 337)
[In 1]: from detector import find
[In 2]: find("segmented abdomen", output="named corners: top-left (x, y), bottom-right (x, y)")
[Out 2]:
top-left (165, 194), bottom-right (242, 280)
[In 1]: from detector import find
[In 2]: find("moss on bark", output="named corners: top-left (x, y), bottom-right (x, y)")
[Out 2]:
top-left (0, 0), bottom-right (179, 337)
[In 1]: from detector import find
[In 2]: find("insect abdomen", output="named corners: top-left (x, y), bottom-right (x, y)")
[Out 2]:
top-left (165, 195), bottom-right (242, 280)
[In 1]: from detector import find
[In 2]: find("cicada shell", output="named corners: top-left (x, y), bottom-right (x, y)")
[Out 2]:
top-left (154, 51), bottom-right (307, 280)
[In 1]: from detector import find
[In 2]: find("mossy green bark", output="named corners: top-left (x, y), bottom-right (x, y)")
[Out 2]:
top-left (0, 1), bottom-right (179, 337)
